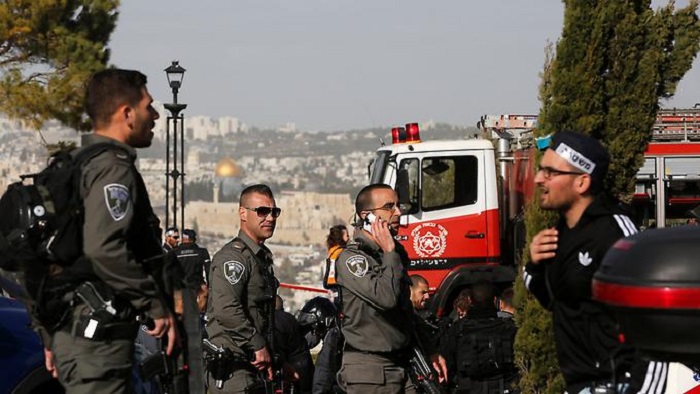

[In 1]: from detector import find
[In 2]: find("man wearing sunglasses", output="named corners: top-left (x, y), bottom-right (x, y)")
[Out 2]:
top-left (163, 227), bottom-right (180, 253)
top-left (205, 184), bottom-right (281, 393)
top-left (523, 131), bottom-right (667, 393)
top-left (335, 184), bottom-right (447, 394)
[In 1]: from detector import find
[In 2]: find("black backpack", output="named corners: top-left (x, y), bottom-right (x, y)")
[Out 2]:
top-left (0, 142), bottom-right (125, 329)
top-left (456, 317), bottom-right (517, 380)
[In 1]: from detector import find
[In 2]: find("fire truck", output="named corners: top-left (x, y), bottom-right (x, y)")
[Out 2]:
top-left (368, 109), bottom-right (700, 318)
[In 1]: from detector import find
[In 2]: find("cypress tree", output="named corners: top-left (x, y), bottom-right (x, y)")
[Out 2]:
top-left (515, 1), bottom-right (700, 392)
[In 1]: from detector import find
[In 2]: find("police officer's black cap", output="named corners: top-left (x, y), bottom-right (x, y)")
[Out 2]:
top-left (165, 227), bottom-right (179, 236)
top-left (182, 229), bottom-right (196, 241)
top-left (550, 131), bottom-right (610, 192)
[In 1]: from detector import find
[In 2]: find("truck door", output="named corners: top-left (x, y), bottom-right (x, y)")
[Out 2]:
top-left (632, 155), bottom-right (700, 228)
top-left (394, 150), bottom-right (497, 289)
top-left (661, 156), bottom-right (700, 226)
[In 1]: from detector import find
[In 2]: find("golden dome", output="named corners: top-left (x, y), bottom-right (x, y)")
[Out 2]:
top-left (215, 158), bottom-right (242, 177)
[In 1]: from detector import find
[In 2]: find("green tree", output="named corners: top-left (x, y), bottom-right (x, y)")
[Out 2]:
top-left (0, 0), bottom-right (119, 131)
top-left (516, 1), bottom-right (700, 392)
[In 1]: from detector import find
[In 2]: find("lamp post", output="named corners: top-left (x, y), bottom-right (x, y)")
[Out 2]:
top-left (164, 61), bottom-right (187, 231)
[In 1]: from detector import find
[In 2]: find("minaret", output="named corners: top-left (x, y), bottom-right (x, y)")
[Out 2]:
top-left (213, 181), bottom-right (219, 204)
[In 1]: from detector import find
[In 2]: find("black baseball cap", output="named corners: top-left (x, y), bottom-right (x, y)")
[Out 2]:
top-left (182, 229), bottom-right (196, 241)
top-left (550, 131), bottom-right (610, 193)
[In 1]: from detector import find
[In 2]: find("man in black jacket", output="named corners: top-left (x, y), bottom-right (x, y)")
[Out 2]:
top-left (175, 229), bottom-right (210, 291)
top-left (441, 280), bottom-right (517, 394)
top-left (523, 131), bottom-right (667, 393)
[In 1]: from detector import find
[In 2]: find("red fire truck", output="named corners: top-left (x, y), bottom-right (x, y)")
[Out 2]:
top-left (368, 109), bottom-right (700, 317)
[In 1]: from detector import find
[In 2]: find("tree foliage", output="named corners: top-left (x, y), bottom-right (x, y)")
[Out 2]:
top-left (516, 1), bottom-right (700, 392)
top-left (0, 0), bottom-right (119, 131)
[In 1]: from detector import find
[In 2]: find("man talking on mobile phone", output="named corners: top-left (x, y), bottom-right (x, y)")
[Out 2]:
top-left (334, 184), bottom-right (447, 394)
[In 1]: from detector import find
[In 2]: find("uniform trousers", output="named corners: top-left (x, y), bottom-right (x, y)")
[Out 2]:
top-left (338, 350), bottom-right (417, 394)
top-left (52, 329), bottom-right (134, 394)
top-left (207, 364), bottom-right (263, 394)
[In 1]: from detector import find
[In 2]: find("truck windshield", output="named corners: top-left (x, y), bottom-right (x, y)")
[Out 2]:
top-left (369, 151), bottom-right (390, 184)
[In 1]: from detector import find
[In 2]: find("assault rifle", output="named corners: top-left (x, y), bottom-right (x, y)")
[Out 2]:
top-left (408, 345), bottom-right (445, 394)
top-left (261, 292), bottom-right (288, 394)
top-left (137, 317), bottom-right (188, 394)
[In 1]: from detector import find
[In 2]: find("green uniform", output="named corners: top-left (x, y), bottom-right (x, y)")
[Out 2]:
top-left (51, 134), bottom-right (167, 394)
top-left (335, 230), bottom-right (425, 394)
top-left (205, 231), bottom-right (278, 393)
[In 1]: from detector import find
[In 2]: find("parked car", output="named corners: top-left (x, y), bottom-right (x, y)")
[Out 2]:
top-left (0, 276), bottom-right (64, 394)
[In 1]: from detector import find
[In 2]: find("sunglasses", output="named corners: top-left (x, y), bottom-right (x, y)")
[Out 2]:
top-left (245, 206), bottom-right (282, 218)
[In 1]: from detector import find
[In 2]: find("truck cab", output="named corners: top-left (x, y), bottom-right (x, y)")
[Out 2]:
top-left (368, 123), bottom-right (519, 316)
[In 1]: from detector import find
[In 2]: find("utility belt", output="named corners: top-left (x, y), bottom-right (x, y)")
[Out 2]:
top-left (344, 343), bottom-right (412, 365)
top-left (202, 338), bottom-right (254, 389)
top-left (66, 281), bottom-right (138, 341)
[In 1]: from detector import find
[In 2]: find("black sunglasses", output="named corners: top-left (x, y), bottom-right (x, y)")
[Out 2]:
top-left (245, 206), bottom-right (282, 218)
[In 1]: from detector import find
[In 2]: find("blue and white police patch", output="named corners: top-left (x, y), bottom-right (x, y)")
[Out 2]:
top-left (103, 184), bottom-right (130, 221)
top-left (345, 255), bottom-right (369, 278)
top-left (224, 261), bottom-right (246, 285)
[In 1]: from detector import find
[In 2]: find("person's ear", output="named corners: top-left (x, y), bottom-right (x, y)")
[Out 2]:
top-left (122, 105), bottom-right (135, 126)
top-left (577, 174), bottom-right (592, 194)
top-left (239, 206), bottom-right (246, 222)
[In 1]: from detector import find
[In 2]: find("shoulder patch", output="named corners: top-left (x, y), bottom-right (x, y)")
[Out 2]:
top-left (103, 183), bottom-right (130, 221)
top-left (345, 255), bottom-right (369, 278)
top-left (224, 260), bottom-right (246, 285)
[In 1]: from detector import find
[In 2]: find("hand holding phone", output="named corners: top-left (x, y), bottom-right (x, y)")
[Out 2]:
top-left (363, 212), bottom-right (395, 253)
top-left (363, 213), bottom-right (377, 233)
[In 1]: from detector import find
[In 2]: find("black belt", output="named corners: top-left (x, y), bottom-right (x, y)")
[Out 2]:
top-left (344, 344), bottom-right (411, 361)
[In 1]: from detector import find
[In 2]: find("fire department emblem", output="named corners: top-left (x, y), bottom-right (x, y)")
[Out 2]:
top-left (411, 223), bottom-right (448, 258)
top-left (345, 255), bottom-right (368, 278)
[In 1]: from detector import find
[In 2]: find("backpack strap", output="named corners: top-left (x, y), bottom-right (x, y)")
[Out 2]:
top-left (71, 142), bottom-right (130, 167)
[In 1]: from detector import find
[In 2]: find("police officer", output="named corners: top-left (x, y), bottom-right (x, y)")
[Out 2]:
top-left (523, 131), bottom-right (667, 393)
top-left (335, 184), bottom-right (447, 394)
top-left (43, 69), bottom-right (178, 393)
top-left (205, 184), bottom-right (281, 393)
top-left (163, 227), bottom-right (179, 253)
top-left (175, 229), bottom-right (210, 292)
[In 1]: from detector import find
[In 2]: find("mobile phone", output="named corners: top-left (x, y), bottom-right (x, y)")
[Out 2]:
top-left (363, 213), bottom-right (377, 233)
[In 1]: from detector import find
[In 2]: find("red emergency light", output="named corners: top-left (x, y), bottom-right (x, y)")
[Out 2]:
top-left (405, 123), bottom-right (421, 143)
top-left (391, 127), bottom-right (406, 144)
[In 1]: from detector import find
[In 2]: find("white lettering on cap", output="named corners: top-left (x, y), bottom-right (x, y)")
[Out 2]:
top-left (555, 142), bottom-right (596, 174)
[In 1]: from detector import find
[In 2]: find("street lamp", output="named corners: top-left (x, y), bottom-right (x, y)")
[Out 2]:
top-left (164, 60), bottom-right (188, 231)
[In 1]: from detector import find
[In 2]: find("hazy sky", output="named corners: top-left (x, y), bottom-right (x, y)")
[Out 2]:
top-left (109, 1), bottom-right (700, 131)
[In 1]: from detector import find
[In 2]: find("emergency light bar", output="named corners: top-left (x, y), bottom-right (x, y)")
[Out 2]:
top-left (391, 123), bottom-right (421, 144)
top-left (391, 127), bottom-right (406, 144)
top-left (406, 123), bottom-right (421, 143)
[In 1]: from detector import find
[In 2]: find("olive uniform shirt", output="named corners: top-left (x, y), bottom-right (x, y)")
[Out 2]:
top-left (80, 133), bottom-right (166, 320)
top-left (335, 230), bottom-right (417, 353)
top-left (206, 231), bottom-right (278, 357)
